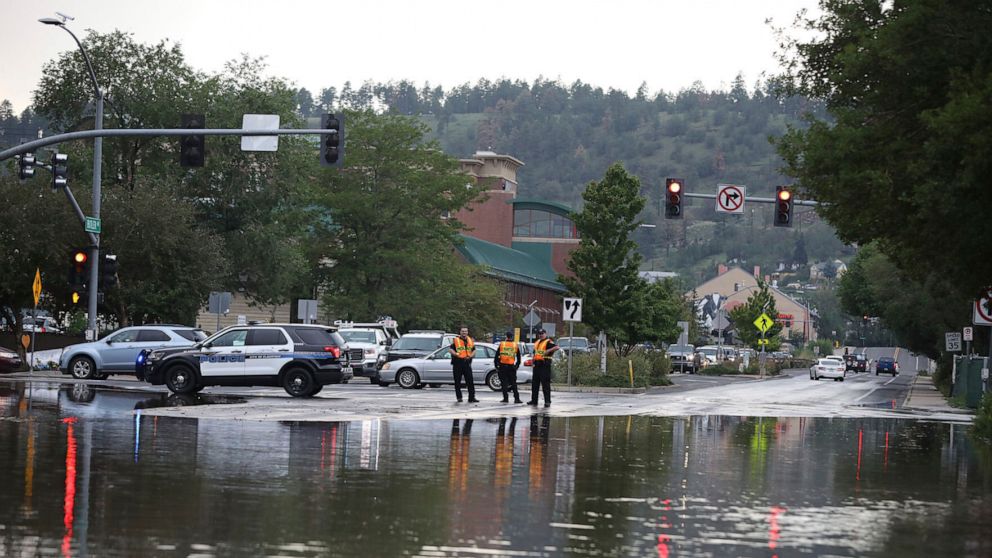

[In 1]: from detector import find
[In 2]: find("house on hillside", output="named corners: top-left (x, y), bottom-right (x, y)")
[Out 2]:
top-left (688, 266), bottom-right (817, 342)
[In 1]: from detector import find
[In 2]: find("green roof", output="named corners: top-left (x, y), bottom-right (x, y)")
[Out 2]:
top-left (510, 198), bottom-right (575, 216)
top-left (456, 235), bottom-right (566, 292)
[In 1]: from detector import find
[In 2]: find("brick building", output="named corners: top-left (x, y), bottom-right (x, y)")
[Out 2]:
top-left (455, 151), bottom-right (579, 338)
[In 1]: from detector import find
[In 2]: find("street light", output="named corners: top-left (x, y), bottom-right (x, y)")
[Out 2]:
top-left (40, 14), bottom-right (103, 337)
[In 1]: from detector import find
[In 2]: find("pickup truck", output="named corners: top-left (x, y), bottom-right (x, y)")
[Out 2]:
top-left (667, 344), bottom-right (697, 373)
top-left (874, 356), bottom-right (898, 376)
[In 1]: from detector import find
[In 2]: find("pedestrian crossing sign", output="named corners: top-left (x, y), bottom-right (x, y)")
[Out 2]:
top-left (753, 313), bottom-right (774, 333)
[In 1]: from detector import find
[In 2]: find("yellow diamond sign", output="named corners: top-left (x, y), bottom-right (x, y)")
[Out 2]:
top-left (32, 268), bottom-right (42, 306)
top-left (753, 312), bottom-right (774, 333)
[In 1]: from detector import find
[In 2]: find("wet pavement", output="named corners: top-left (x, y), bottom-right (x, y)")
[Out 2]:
top-left (1, 380), bottom-right (990, 557)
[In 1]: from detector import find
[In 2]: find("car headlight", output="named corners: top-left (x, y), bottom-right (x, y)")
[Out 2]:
top-left (364, 348), bottom-right (376, 356)
top-left (381, 363), bottom-right (391, 370)
top-left (147, 352), bottom-right (163, 362)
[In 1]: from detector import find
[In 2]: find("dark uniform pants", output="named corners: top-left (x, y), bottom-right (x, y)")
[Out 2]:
top-left (531, 363), bottom-right (552, 404)
top-left (497, 364), bottom-right (520, 400)
top-left (452, 359), bottom-right (475, 400)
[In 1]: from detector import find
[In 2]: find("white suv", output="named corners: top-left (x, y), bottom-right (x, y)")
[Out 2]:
top-left (137, 324), bottom-right (352, 397)
top-left (336, 320), bottom-right (400, 381)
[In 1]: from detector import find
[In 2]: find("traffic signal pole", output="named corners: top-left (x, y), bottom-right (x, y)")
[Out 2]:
top-left (88, 89), bottom-right (103, 337)
top-left (681, 191), bottom-right (820, 207)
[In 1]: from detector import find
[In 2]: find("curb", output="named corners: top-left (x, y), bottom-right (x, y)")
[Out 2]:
top-left (551, 385), bottom-right (647, 394)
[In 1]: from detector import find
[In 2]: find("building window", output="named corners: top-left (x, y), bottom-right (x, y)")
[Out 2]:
top-left (513, 208), bottom-right (577, 239)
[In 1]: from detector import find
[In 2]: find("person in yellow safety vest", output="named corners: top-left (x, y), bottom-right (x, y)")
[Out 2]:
top-left (493, 331), bottom-right (523, 403)
top-left (528, 328), bottom-right (559, 408)
top-left (448, 325), bottom-right (478, 403)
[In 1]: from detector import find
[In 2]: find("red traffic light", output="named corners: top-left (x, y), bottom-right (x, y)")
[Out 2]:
top-left (778, 189), bottom-right (792, 201)
top-left (667, 181), bottom-right (682, 194)
top-left (73, 251), bottom-right (88, 264)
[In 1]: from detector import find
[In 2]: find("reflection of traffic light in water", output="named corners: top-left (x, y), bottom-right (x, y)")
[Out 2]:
top-left (495, 418), bottom-right (516, 490)
top-left (527, 415), bottom-right (550, 495)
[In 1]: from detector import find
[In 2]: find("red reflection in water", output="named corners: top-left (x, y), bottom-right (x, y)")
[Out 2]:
top-left (657, 498), bottom-right (672, 558)
top-left (769, 506), bottom-right (785, 557)
top-left (856, 429), bottom-right (864, 481)
top-left (62, 417), bottom-right (78, 558)
top-left (884, 431), bottom-right (890, 470)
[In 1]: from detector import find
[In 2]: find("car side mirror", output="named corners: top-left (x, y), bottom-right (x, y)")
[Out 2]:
top-left (202, 342), bottom-right (212, 349)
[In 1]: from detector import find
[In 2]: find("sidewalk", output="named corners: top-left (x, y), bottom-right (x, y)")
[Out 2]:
top-left (903, 373), bottom-right (972, 415)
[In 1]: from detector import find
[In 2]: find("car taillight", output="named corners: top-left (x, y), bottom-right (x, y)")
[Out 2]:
top-left (324, 346), bottom-right (341, 358)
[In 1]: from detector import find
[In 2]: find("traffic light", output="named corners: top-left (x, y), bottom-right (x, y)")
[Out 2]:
top-left (665, 178), bottom-right (684, 219)
top-left (320, 113), bottom-right (344, 167)
top-left (101, 254), bottom-right (119, 288)
top-left (18, 152), bottom-right (36, 180)
top-left (69, 248), bottom-right (89, 304)
top-left (51, 153), bottom-right (68, 191)
top-left (774, 186), bottom-right (793, 227)
top-left (180, 113), bottom-right (205, 167)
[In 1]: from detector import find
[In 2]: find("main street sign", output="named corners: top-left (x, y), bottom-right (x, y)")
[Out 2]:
top-left (753, 313), bottom-right (774, 333)
top-left (716, 184), bottom-right (745, 214)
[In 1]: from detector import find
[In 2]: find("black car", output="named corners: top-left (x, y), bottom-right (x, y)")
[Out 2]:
top-left (0, 346), bottom-right (23, 373)
top-left (844, 354), bottom-right (867, 373)
top-left (137, 324), bottom-right (351, 397)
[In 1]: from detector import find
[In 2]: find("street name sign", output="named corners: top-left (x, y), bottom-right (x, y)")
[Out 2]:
top-left (716, 184), bottom-right (745, 214)
top-left (563, 298), bottom-right (582, 322)
top-left (945, 332), bottom-right (962, 352)
top-left (753, 313), bottom-right (774, 333)
top-left (84, 216), bottom-right (101, 234)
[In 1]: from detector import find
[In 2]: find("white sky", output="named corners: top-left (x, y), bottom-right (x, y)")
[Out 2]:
top-left (0, 0), bottom-right (819, 112)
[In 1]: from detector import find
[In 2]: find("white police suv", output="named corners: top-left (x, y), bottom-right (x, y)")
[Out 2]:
top-left (136, 324), bottom-right (351, 397)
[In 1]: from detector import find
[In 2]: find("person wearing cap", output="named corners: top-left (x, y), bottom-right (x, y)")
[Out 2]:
top-left (494, 331), bottom-right (523, 403)
top-left (528, 328), bottom-right (559, 407)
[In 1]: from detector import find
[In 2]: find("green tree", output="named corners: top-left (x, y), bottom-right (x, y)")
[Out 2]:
top-left (563, 163), bottom-right (662, 355)
top-left (310, 111), bottom-right (503, 331)
top-left (728, 282), bottom-right (783, 351)
top-left (775, 0), bottom-right (992, 300)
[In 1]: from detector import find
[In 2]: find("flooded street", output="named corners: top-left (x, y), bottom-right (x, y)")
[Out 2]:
top-left (1, 380), bottom-right (990, 557)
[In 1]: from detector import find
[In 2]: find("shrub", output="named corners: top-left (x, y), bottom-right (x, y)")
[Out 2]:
top-left (559, 350), bottom-right (671, 387)
top-left (972, 395), bottom-right (992, 444)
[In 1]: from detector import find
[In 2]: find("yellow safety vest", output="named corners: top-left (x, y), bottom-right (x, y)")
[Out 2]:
top-left (498, 341), bottom-right (518, 365)
top-left (453, 336), bottom-right (475, 359)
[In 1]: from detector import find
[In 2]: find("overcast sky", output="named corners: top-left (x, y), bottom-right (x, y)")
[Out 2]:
top-left (1, 0), bottom-right (819, 112)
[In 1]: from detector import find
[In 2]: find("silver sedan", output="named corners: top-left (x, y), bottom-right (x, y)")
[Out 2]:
top-left (378, 343), bottom-right (532, 391)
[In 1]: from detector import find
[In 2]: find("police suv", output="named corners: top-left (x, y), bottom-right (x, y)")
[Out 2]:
top-left (136, 323), bottom-right (352, 397)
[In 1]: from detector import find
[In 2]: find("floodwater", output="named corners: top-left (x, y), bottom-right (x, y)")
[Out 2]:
top-left (1, 381), bottom-right (990, 557)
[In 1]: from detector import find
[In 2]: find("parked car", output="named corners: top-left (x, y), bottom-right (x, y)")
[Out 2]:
top-left (60, 325), bottom-right (207, 380)
top-left (382, 330), bottom-right (457, 364)
top-left (810, 358), bottom-right (847, 381)
top-left (137, 323), bottom-right (351, 397)
top-left (0, 346), bottom-right (23, 373)
top-left (557, 337), bottom-right (591, 353)
top-left (875, 357), bottom-right (898, 376)
top-left (336, 320), bottom-right (400, 381)
top-left (377, 343), bottom-right (532, 391)
top-left (21, 316), bottom-right (63, 334)
top-left (666, 344), bottom-right (697, 373)
top-left (844, 354), bottom-right (868, 373)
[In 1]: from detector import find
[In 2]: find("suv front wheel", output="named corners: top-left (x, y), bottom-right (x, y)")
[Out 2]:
top-left (165, 364), bottom-right (198, 395)
top-left (69, 356), bottom-right (97, 380)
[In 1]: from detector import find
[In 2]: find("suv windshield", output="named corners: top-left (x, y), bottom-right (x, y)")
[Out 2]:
top-left (392, 336), bottom-right (441, 351)
top-left (668, 345), bottom-right (694, 354)
top-left (339, 330), bottom-right (377, 344)
top-left (560, 338), bottom-right (588, 349)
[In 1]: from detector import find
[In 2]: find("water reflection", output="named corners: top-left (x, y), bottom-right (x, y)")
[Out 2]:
top-left (0, 381), bottom-right (990, 557)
